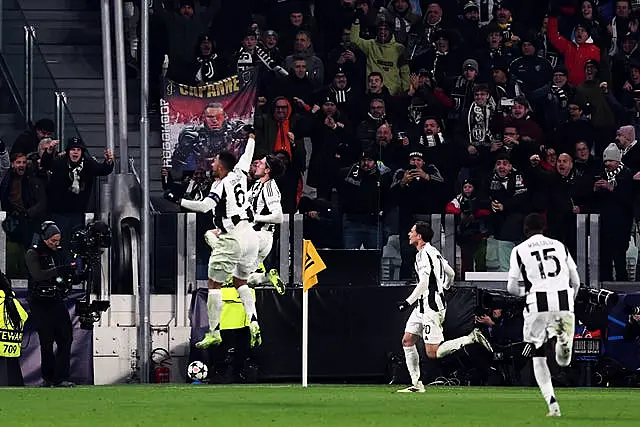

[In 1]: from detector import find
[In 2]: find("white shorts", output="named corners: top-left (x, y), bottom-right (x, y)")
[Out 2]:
top-left (405, 308), bottom-right (445, 345)
top-left (208, 233), bottom-right (241, 281)
top-left (256, 229), bottom-right (274, 263)
top-left (523, 311), bottom-right (575, 350)
top-left (231, 222), bottom-right (259, 280)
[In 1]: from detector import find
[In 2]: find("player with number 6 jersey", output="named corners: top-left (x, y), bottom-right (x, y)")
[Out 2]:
top-left (507, 213), bottom-right (581, 417)
top-left (165, 137), bottom-right (262, 349)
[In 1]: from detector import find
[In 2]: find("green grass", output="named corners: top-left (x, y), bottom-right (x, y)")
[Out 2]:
top-left (0, 385), bottom-right (639, 426)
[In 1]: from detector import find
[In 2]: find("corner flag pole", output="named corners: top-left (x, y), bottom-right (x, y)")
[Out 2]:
top-left (302, 286), bottom-right (309, 388)
top-left (301, 240), bottom-right (326, 388)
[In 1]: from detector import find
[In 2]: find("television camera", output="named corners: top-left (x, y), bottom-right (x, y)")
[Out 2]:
top-left (57, 220), bottom-right (112, 330)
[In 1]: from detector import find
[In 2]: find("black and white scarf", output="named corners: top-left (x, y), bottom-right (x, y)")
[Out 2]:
top-left (329, 86), bottom-right (352, 104)
top-left (467, 102), bottom-right (494, 146)
top-left (196, 54), bottom-right (217, 84)
top-left (605, 163), bottom-right (624, 185)
top-left (68, 160), bottom-right (84, 194)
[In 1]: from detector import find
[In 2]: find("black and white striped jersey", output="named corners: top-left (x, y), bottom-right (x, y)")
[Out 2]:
top-left (247, 178), bottom-right (282, 232)
top-left (406, 243), bottom-right (454, 313)
top-left (180, 139), bottom-right (255, 233)
top-left (507, 234), bottom-right (581, 313)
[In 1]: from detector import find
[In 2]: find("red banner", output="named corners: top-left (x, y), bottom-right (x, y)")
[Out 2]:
top-left (160, 72), bottom-right (257, 174)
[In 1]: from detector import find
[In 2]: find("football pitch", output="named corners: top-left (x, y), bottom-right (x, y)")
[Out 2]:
top-left (1, 385), bottom-right (638, 426)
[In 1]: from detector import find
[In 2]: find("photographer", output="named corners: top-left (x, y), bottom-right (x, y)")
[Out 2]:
top-left (25, 221), bottom-right (76, 387)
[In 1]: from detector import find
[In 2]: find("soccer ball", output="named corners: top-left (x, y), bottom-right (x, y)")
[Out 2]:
top-left (187, 361), bottom-right (208, 381)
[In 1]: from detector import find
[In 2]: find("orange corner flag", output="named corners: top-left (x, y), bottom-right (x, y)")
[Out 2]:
top-left (302, 240), bottom-right (326, 291)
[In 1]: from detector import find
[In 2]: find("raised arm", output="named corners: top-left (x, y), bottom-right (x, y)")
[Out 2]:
top-left (235, 136), bottom-right (256, 174)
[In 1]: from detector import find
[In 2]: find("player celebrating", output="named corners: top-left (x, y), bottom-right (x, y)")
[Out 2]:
top-left (165, 137), bottom-right (262, 348)
top-left (246, 154), bottom-right (286, 293)
top-left (397, 221), bottom-right (493, 393)
top-left (507, 213), bottom-right (580, 417)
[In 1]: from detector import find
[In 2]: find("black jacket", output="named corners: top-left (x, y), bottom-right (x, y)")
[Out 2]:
top-left (41, 151), bottom-right (114, 213)
top-left (488, 169), bottom-right (533, 242)
top-left (25, 242), bottom-right (66, 301)
top-left (0, 169), bottom-right (47, 246)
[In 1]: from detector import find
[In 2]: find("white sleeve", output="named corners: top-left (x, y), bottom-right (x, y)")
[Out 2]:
top-left (405, 254), bottom-right (431, 305)
top-left (255, 181), bottom-right (283, 224)
top-left (235, 137), bottom-right (255, 174)
top-left (566, 249), bottom-right (581, 299)
top-left (442, 259), bottom-right (455, 290)
top-left (507, 247), bottom-right (524, 297)
top-left (180, 181), bottom-right (221, 213)
top-left (406, 277), bottom-right (429, 305)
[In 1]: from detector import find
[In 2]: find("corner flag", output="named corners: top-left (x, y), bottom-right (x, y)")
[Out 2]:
top-left (302, 240), bottom-right (326, 291)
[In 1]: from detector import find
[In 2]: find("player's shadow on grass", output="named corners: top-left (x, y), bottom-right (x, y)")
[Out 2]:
top-left (565, 415), bottom-right (637, 422)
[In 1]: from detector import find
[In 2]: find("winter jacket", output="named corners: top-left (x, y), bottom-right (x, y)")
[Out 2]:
top-left (40, 151), bottom-right (114, 213)
top-left (350, 23), bottom-right (410, 95)
top-left (547, 16), bottom-right (600, 86)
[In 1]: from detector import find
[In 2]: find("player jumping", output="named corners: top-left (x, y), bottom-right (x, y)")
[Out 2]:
top-left (245, 154), bottom-right (286, 293)
top-left (507, 213), bottom-right (580, 417)
top-left (397, 221), bottom-right (493, 393)
top-left (165, 136), bottom-right (262, 348)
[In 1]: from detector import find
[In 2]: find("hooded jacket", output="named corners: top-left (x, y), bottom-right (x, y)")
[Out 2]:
top-left (350, 22), bottom-right (410, 95)
top-left (381, 0), bottom-right (422, 46)
top-left (547, 16), bottom-right (600, 86)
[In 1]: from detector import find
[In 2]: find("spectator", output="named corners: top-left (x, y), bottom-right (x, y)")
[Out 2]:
top-left (11, 119), bottom-right (54, 157)
top-left (0, 153), bottom-right (47, 277)
top-left (574, 140), bottom-right (599, 176)
top-left (449, 59), bottom-right (482, 123)
top-left (307, 96), bottom-right (353, 199)
top-left (543, 65), bottom-right (575, 133)
top-left (254, 97), bottom-right (308, 209)
top-left (356, 98), bottom-right (391, 149)
top-left (547, 12), bottom-right (600, 86)
top-left (283, 31), bottom-right (325, 86)
top-left (490, 1), bottom-right (527, 50)
top-left (410, 30), bottom-right (462, 85)
top-left (359, 72), bottom-right (395, 122)
top-left (272, 56), bottom-right (317, 113)
top-left (373, 124), bottom-right (406, 171)
top-left (445, 179), bottom-right (490, 275)
top-left (326, 25), bottom-right (368, 88)
top-left (593, 143), bottom-right (634, 281)
top-left (396, 70), bottom-right (453, 131)
top-left (337, 150), bottom-right (391, 249)
top-left (40, 138), bottom-right (115, 243)
top-left (477, 23), bottom-right (517, 78)
top-left (530, 152), bottom-right (594, 256)
top-left (391, 150), bottom-right (447, 278)
top-left (350, 17), bottom-right (410, 95)
top-left (488, 60), bottom-right (523, 114)
top-left (190, 34), bottom-right (230, 85)
top-left (574, 60), bottom-right (617, 155)
top-left (157, 0), bottom-right (217, 84)
top-left (314, 68), bottom-right (363, 123)
top-left (508, 33), bottom-right (553, 109)
top-left (552, 100), bottom-right (596, 155)
top-left (487, 152), bottom-right (533, 271)
top-left (380, 0), bottom-right (422, 46)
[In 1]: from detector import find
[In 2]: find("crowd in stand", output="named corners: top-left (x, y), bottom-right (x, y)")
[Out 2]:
top-left (145, 0), bottom-right (640, 282)
top-left (2, 119), bottom-right (114, 278)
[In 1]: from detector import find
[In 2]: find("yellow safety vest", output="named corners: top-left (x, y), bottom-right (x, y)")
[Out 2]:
top-left (0, 290), bottom-right (28, 358)
top-left (220, 287), bottom-right (255, 330)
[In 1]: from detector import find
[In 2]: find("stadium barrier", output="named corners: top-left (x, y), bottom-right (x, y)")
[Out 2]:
top-left (2, 211), bottom-right (640, 383)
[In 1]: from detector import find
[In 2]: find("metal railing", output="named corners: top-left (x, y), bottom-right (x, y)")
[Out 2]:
top-left (1, 1), bottom-right (82, 143)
